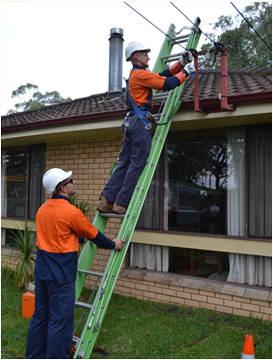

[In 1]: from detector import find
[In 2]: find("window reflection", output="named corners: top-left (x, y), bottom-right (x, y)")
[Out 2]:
top-left (167, 131), bottom-right (227, 235)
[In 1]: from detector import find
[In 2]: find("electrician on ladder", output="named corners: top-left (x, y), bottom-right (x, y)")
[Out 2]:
top-left (97, 41), bottom-right (195, 215)
top-left (25, 168), bottom-right (125, 359)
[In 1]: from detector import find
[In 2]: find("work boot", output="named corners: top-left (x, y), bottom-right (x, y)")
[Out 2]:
top-left (112, 204), bottom-right (127, 215)
top-left (97, 195), bottom-right (113, 213)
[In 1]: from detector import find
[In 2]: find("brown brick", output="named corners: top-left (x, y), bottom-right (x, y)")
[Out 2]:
top-left (185, 299), bottom-right (200, 308)
top-left (207, 296), bottom-right (223, 306)
top-left (200, 302), bottom-right (216, 311)
top-left (136, 284), bottom-right (149, 291)
top-left (143, 291), bottom-right (156, 299)
top-left (156, 294), bottom-right (170, 302)
top-left (148, 286), bottom-right (162, 294)
top-left (170, 296), bottom-right (185, 305)
top-left (177, 290), bottom-right (191, 300)
top-left (192, 294), bottom-right (207, 302)
top-left (242, 303), bottom-right (260, 312)
top-left (260, 306), bottom-right (272, 315)
top-left (216, 305), bottom-right (233, 314)
top-left (251, 299), bottom-right (269, 307)
top-left (233, 308), bottom-right (251, 317)
top-left (130, 289), bottom-right (143, 297)
top-left (162, 288), bottom-right (176, 297)
top-left (224, 300), bottom-right (242, 309)
top-left (216, 293), bottom-right (232, 301)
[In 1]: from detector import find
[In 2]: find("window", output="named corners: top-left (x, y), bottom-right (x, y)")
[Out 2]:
top-left (1, 144), bottom-right (46, 220)
top-left (131, 125), bottom-right (272, 287)
top-left (166, 129), bottom-right (227, 235)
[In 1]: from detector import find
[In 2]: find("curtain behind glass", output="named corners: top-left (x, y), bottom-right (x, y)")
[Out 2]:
top-left (131, 160), bottom-right (169, 272)
top-left (249, 127), bottom-right (272, 237)
top-left (227, 127), bottom-right (272, 287)
top-left (29, 145), bottom-right (46, 219)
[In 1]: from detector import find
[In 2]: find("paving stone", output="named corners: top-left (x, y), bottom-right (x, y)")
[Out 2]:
top-left (180, 278), bottom-right (203, 290)
top-left (161, 275), bottom-right (182, 287)
top-left (222, 285), bottom-right (246, 297)
top-left (144, 273), bottom-right (165, 283)
top-left (120, 269), bottom-right (131, 278)
top-left (244, 288), bottom-right (270, 301)
top-left (126, 270), bottom-right (147, 280)
top-left (200, 281), bottom-right (224, 293)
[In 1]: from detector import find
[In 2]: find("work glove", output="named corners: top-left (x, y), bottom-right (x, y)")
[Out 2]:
top-left (182, 63), bottom-right (196, 78)
top-left (179, 50), bottom-right (193, 67)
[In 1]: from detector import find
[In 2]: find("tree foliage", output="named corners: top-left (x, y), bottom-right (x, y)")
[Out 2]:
top-left (200, 2), bottom-right (272, 69)
top-left (7, 83), bottom-right (72, 115)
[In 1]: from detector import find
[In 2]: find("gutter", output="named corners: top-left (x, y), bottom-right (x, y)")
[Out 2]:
top-left (1, 91), bottom-right (271, 135)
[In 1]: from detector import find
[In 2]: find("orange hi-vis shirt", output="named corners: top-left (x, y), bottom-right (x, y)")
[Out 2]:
top-left (128, 61), bottom-right (187, 108)
top-left (36, 197), bottom-right (98, 253)
top-left (34, 195), bottom-right (115, 284)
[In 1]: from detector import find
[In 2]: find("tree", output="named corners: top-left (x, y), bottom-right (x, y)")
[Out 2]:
top-left (200, 2), bottom-right (272, 69)
top-left (6, 83), bottom-right (72, 115)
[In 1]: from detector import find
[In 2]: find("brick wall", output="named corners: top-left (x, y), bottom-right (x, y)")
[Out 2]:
top-left (37, 137), bottom-right (271, 321)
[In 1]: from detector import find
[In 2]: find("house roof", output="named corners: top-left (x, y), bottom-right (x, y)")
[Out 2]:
top-left (1, 67), bottom-right (272, 133)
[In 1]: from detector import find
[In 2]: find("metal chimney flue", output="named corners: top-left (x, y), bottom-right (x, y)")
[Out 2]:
top-left (107, 28), bottom-right (124, 100)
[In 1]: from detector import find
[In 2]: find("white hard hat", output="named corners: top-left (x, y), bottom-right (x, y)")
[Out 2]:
top-left (43, 168), bottom-right (72, 194)
top-left (125, 41), bottom-right (151, 61)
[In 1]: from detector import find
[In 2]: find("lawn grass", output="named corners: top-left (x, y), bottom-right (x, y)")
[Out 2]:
top-left (1, 270), bottom-right (272, 359)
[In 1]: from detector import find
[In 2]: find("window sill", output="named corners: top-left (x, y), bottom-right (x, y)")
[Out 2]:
top-left (121, 268), bottom-right (272, 302)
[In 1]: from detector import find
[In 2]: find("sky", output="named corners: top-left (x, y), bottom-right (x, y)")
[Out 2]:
top-left (1, 1), bottom-right (255, 116)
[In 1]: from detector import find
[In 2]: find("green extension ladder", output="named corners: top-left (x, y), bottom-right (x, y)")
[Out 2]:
top-left (73, 18), bottom-right (201, 359)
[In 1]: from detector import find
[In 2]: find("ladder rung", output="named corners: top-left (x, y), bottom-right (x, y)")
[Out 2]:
top-left (75, 301), bottom-right (93, 310)
top-left (168, 33), bottom-right (191, 42)
top-left (99, 213), bottom-right (125, 219)
top-left (78, 269), bottom-right (104, 277)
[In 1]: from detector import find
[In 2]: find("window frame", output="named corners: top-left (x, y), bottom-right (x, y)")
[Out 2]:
top-left (136, 124), bottom-right (272, 242)
top-left (1, 143), bottom-right (46, 221)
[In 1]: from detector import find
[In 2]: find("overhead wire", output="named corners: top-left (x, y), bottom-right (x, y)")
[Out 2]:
top-left (124, 2), bottom-right (187, 50)
top-left (230, 2), bottom-right (272, 52)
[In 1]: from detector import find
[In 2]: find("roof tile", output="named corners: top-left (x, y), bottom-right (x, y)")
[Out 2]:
top-left (1, 68), bottom-right (271, 128)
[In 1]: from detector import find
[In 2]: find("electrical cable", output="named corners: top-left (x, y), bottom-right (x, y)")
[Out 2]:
top-left (230, 2), bottom-right (272, 52)
top-left (124, 2), bottom-right (187, 50)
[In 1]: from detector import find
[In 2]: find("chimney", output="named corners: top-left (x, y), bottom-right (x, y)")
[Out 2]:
top-left (107, 28), bottom-right (124, 100)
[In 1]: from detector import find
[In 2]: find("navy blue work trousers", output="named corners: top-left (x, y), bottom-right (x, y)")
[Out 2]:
top-left (103, 117), bottom-right (152, 208)
top-left (25, 276), bottom-right (75, 359)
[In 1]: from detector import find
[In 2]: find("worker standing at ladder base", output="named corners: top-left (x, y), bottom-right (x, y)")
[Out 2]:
top-left (25, 168), bottom-right (124, 359)
top-left (97, 41), bottom-right (195, 215)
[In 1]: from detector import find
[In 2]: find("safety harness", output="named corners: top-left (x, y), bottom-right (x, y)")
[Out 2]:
top-left (124, 68), bottom-right (173, 143)
top-left (124, 70), bottom-right (153, 143)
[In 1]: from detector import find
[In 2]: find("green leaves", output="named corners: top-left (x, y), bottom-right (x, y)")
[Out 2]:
top-left (200, 2), bottom-right (272, 69)
top-left (7, 83), bottom-right (72, 115)
top-left (1, 221), bottom-right (37, 289)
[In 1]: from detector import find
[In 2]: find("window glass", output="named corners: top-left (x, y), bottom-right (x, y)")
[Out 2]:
top-left (29, 145), bottom-right (46, 219)
top-left (249, 126), bottom-right (272, 238)
top-left (166, 130), bottom-right (227, 235)
top-left (1, 147), bottom-right (28, 219)
top-left (169, 247), bottom-right (229, 280)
